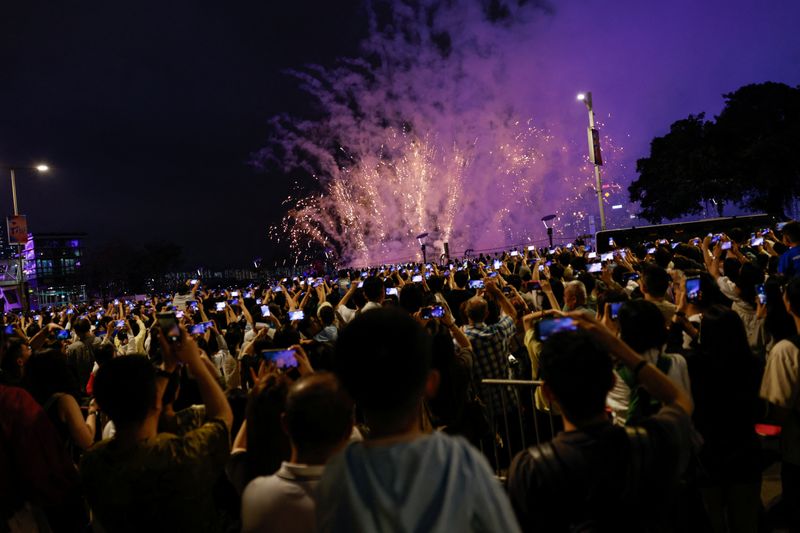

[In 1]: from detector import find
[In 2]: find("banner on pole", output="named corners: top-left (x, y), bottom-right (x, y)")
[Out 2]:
top-left (7, 215), bottom-right (28, 245)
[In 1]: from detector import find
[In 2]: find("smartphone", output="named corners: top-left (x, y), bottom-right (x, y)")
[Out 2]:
top-left (527, 245), bottom-right (536, 251)
top-left (115, 320), bottom-right (126, 329)
top-left (3, 324), bottom-right (14, 335)
top-left (756, 284), bottom-right (767, 305)
top-left (261, 349), bottom-right (298, 370)
top-left (468, 279), bottom-right (484, 289)
top-left (601, 252), bottom-right (614, 262)
top-left (189, 321), bottom-right (214, 335)
top-left (34, 315), bottom-right (41, 321)
top-left (686, 276), bottom-right (701, 304)
top-left (534, 317), bottom-right (578, 342)
top-left (420, 305), bottom-right (445, 319)
top-left (527, 281), bottom-right (542, 291)
top-left (231, 291), bottom-right (239, 297)
top-left (175, 310), bottom-right (185, 319)
top-left (610, 302), bottom-right (623, 320)
top-left (260, 304), bottom-right (270, 317)
top-left (623, 272), bottom-right (640, 282)
top-left (113, 299), bottom-right (119, 305)
top-left (56, 329), bottom-right (70, 340)
top-left (720, 241), bottom-right (732, 250)
top-left (215, 302), bottom-right (226, 311)
top-left (66, 309), bottom-right (74, 315)
top-left (357, 281), bottom-right (364, 288)
top-left (230, 299), bottom-right (240, 306)
top-left (156, 312), bottom-right (181, 343)
top-left (510, 250), bottom-right (520, 257)
top-left (386, 287), bottom-right (398, 296)
top-left (488, 271), bottom-right (499, 278)
top-left (493, 260), bottom-right (502, 269)
top-left (608, 238), bottom-right (616, 247)
top-left (412, 275), bottom-right (423, 283)
top-left (587, 262), bottom-right (602, 273)
top-left (190, 279), bottom-right (198, 285)
top-left (750, 237), bottom-right (764, 247)
top-left (776, 222), bottom-right (788, 231)
top-left (587, 252), bottom-right (597, 259)
top-left (288, 310), bottom-right (305, 321)
top-left (272, 286), bottom-right (283, 292)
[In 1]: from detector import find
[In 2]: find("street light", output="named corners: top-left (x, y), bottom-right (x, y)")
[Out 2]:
top-left (416, 232), bottom-right (429, 263)
top-left (577, 91), bottom-right (606, 231)
top-left (5, 163), bottom-right (50, 312)
top-left (541, 214), bottom-right (557, 248)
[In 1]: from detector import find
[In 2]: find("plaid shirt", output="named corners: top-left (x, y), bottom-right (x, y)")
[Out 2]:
top-left (464, 315), bottom-right (516, 412)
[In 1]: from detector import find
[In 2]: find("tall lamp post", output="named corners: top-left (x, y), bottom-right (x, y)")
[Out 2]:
top-left (5, 164), bottom-right (49, 312)
top-left (541, 214), bottom-right (557, 248)
top-left (577, 92), bottom-right (606, 231)
top-left (416, 232), bottom-right (429, 264)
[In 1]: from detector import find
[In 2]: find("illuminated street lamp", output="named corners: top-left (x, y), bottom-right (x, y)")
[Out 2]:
top-left (3, 163), bottom-right (50, 311)
top-left (577, 92), bottom-right (606, 231)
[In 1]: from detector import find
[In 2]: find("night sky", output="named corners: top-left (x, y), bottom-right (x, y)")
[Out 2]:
top-left (2, 0), bottom-right (799, 268)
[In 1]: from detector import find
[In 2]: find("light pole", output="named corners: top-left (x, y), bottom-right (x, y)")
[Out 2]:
top-left (541, 214), bottom-right (557, 248)
top-left (416, 232), bottom-right (429, 264)
top-left (6, 164), bottom-right (49, 312)
top-left (577, 92), bottom-right (606, 231)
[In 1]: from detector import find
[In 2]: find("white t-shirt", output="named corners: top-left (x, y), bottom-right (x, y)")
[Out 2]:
top-left (241, 462), bottom-right (324, 533)
top-left (761, 338), bottom-right (800, 465)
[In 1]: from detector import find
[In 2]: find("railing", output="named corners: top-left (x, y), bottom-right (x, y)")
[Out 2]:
top-left (479, 378), bottom-right (560, 478)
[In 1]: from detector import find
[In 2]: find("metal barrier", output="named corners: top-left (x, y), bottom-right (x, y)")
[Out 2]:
top-left (479, 378), bottom-right (560, 478)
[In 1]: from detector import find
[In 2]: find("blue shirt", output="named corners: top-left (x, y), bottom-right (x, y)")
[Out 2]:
top-left (316, 432), bottom-right (521, 533)
top-left (778, 245), bottom-right (800, 278)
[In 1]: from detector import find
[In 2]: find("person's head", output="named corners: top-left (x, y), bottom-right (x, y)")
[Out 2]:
top-left (640, 264), bottom-right (670, 299)
top-left (73, 318), bottom-right (91, 337)
top-left (563, 280), bottom-right (587, 311)
top-left (283, 373), bottom-right (353, 464)
top-left (785, 276), bottom-right (800, 321)
top-left (0, 338), bottom-right (31, 384)
top-left (317, 303), bottom-right (335, 327)
top-left (735, 262), bottom-right (763, 307)
top-left (618, 299), bottom-right (668, 353)
top-left (399, 283), bottom-right (424, 314)
top-left (334, 308), bottom-right (434, 436)
top-left (464, 296), bottom-right (489, 324)
top-left (452, 270), bottom-right (468, 289)
top-left (362, 276), bottom-right (384, 303)
top-left (539, 330), bottom-right (614, 423)
top-left (22, 349), bottom-right (81, 406)
top-left (781, 221), bottom-right (800, 246)
top-left (698, 305), bottom-right (753, 364)
top-left (93, 355), bottom-right (157, 429)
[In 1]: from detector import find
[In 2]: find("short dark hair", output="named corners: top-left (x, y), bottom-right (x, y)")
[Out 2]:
top-left (782, 221), bottom-right (800, 244)
top-left (73, 318), bottom-right (91, 335)
top-left (93, 355), bottom-right (157, 427)
top-left (318, 305), bottom-right (335, 326)
top-left (334, 308), bottom-right (431, 422)
top-left (452, 270), bottom-right (468, 289)
top-left (362, 276), bottom-right (384, 302)
top-left (285, 373), bottom-right (353, 456)
top-left (642, 264), bottom-right (670, 298)
top-left (618, 299), bottom-right (667, 353)
top-left (539, 330), bottom-right (613, 422)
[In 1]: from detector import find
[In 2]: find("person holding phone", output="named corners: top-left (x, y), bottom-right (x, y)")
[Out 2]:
top-left (463, 280), bottom-right (518, 415)
top-left (777, 221), bottom-right (800, 278)
top-left (507, 312), bottom-right (694, 532)
top-left (80, 327), bottom-right (233, 532)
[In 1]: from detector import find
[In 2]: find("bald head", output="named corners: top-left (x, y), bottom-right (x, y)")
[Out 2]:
top-left (465, 296), bottom-right (488, 324)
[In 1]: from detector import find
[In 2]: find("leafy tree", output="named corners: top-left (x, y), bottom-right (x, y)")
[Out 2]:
top-left (629, 82), bottom-right (800, 222)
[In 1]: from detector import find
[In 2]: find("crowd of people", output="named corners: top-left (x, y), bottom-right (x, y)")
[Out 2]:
top-left (1, 219), bottom-right (800, 532)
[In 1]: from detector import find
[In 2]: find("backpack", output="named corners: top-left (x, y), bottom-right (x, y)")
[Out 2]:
top-left (618, 356), bottom-right (673, 425)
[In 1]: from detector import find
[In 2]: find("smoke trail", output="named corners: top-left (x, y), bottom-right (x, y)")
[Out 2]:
top-left (257, 0), bottom-right (632, 265)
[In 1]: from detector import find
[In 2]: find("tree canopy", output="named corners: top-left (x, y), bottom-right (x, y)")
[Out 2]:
top-left (629, 82), bottom-right (800, 222)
